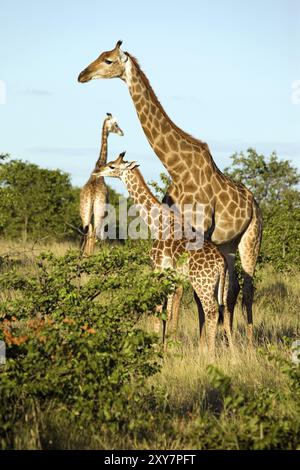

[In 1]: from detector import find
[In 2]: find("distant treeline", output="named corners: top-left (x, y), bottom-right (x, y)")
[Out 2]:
top-left (1, 149), bottom-right (300, 271)
top-left (0, 153), bottom-right (120, 243)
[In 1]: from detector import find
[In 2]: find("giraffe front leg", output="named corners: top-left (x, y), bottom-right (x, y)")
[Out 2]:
top-left (169, 285), bottom-right (184, 340)
top-left (163, 293), bottom-right (175, 351)
top-left (150, 244), bottom-right (175, 348)
top-left (201, 298), bottom-right (218, 360)
top-left (154, 304), bottom-right (162, 335)
top-left (223, 305), bottom-right (235, 353)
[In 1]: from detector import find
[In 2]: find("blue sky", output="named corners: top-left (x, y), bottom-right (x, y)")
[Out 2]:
top-left (1, 0), bottom-right (299, 194)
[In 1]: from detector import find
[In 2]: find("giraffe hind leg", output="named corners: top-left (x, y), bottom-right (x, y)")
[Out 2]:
top-left (222, 271), bottom-right (235, 351)
top-left (216, 265), bottom-right (235, 352)
top-left (191, 249), bottom-right (228, 358)
top-left (80, 224), bottom-right (89, 254)
top-left (194, 291), bottom-right (206, 352)
top-left (80, 192), bottom-right (94, 256)
top-left (238, 201), bottom-right (262, 344)
top-left (192, 272), bottom-right (219, 357)
top-left (82, 224), bottom-right (95, 256)
top-left (225, 256), bottom-right (240, 331)
top-left (219, 242), bottom-right (241, 332)
top-left (93, 194), bottom-right (106, 242)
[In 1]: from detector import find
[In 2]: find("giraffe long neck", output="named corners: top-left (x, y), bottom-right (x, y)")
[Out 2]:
top-left (122, 168), bottom-right (174, 234)
top-left (94, 123), bottom-right (108, 169)
top-left (122, 168), bottom-right (178, 238)
top-left (124, 55), bottom-right (216, 180)
top-left (122, 168), bottom-right (161, 215)
top-left (121, 169), bottom-right (192, 246)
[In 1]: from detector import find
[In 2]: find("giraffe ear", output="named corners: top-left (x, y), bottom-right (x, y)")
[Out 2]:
top-left (115, 40), bottom-right (127, 62)
top-left (119, 49), bottom-right (128, 63)
top-left (125, 161), bottom-right (139, 170)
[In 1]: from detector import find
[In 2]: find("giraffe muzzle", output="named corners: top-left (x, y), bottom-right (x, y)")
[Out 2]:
top-left (78, 68), bottom-right (92, 83)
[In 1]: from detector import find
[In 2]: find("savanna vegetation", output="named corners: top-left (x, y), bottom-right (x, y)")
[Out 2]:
top-left (0, 149), bottom-right (299, 449)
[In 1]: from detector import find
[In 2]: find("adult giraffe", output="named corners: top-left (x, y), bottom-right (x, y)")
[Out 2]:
top-left (78, 41), bottom-right (262, 342)
top-left (80, 113), bottom-right (124, 255)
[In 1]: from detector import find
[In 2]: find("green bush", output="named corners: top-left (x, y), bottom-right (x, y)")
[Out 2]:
top-left (0, 156), bottom-right (81, 241)
top-left (0, 241), bottom-right (177, 448)
top-left (0, 155), bottom-right (122, 243)
top-left (224, 148), bottom-right (300, 272)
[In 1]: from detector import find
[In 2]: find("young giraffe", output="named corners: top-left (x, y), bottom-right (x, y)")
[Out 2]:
top-left (93, 152), bottom-right (234, 356)
top-left (78, 41), bottom-right (263, 342)
top-left (80, 113), bottom-right (123, 255)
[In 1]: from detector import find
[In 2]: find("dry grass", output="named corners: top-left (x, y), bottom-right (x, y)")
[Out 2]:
top-left (0, 238), bottom-right (77, 260)
top-left (140, 269), bottom-right (300, 414)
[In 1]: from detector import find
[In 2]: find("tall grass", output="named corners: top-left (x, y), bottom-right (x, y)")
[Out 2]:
top-left (141, 270), bottom-right (299, 410)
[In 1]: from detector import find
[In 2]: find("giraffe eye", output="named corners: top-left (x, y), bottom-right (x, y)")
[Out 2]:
top-left (105, 59), bottom-right (113, 65)
top-left (108, 165), bottom-right (115, 169)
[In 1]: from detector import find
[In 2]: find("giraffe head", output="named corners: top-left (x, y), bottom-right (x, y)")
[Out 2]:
top-left (93, 152), bottom-right (139, 179)
top-left (105, 113), bottom-right (124, 136)
top-left (78, 41), bottom-right (128, 83)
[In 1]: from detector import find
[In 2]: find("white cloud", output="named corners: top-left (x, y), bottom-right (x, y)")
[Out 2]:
top-left (22, 89), bottom-right (53, 97)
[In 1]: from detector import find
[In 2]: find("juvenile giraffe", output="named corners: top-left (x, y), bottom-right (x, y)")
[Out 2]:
top-left (78, 42), bottom-right (263, 342)
top-left (93, 152), bottom-right (234, 356)
top-left (80, 113), bottom-right (123, 255)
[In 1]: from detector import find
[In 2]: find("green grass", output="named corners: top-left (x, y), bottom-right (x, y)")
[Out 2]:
top-left (0, 240), bottom-right (299, 449)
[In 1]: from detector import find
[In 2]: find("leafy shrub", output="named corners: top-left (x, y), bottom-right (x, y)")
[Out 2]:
top-left (224, 149), bottom-right (300, 272)
top-left (0, 241), bottom-right (177, 448)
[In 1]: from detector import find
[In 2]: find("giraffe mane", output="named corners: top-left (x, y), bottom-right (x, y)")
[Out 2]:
top-left (126, 53), bottom-right (209, 150)
top-left (130, 167), bottom-right (161, 206)
top-left (126, 53), bottom-right (238, 181)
